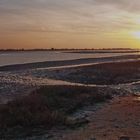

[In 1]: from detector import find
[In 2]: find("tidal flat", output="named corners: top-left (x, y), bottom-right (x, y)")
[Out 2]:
top-left (0, 53), bottom-right (140, 139)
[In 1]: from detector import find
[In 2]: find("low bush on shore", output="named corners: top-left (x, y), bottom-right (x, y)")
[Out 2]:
top-left (0, 85), bottom-right (113, 138)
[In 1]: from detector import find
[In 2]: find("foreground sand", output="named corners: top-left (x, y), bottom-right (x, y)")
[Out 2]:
top-left (53, 95), bottom-right (140, 140)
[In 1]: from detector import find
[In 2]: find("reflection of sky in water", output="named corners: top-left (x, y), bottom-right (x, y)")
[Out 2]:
top-left (0, 51), bottom-right (139, 66)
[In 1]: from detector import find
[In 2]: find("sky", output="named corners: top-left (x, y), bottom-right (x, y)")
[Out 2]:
top-left (1, 0), bottom-right (140, 49)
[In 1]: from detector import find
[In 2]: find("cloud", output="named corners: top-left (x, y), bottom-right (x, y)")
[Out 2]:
top-left (0, 0), bottom-right (140, 35)
top-left (94, 0), bottom-right (140, 13)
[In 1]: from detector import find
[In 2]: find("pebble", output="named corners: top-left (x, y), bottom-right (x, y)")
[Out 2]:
top-left (89, 138), bottom-right (96, 140)
top-left (119, 136), bottom-right (130, 140)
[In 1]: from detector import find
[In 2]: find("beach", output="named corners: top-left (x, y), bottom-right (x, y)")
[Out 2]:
top-left (1, 0), bottom-right (140, 139)
top-left (0, 52), bottom-right (140, 139)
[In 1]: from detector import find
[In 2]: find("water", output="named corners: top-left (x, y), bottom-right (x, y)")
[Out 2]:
top-left (0, 51), bottom-right (139, 66)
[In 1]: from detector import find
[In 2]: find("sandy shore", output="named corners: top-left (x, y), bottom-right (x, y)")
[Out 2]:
top-left (0, 54), bottom-right (140, 139)
top-left (54, 95), bottom-right (140, 140)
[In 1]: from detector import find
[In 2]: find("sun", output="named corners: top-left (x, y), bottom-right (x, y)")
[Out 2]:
top-left (132, 31), bottom-right (140, 39)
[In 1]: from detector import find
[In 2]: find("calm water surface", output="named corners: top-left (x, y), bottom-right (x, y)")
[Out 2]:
top-left (0, 51), bottom-right (139, 66)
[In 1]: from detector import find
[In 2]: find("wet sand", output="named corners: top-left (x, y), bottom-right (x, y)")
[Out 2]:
top-left (46, 60), bottom-right (140, 85)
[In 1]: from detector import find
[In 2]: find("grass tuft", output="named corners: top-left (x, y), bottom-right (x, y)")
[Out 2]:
top-left (0, 85), bottom-right (113, 138)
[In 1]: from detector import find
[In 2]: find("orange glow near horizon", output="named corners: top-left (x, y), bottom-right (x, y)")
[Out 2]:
top-left (0, 0), bottom-right (140, 49)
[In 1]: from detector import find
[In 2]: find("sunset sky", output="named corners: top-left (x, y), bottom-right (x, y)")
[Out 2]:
top-left (1, 0), bottom-right (140, 49)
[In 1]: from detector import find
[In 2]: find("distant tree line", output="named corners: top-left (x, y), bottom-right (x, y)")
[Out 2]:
top-left (0, 48), bottom-right (138, 52)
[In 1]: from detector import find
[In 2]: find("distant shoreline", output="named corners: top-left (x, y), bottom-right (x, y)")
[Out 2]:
top-left (0, 48), bottom-right (139, 52)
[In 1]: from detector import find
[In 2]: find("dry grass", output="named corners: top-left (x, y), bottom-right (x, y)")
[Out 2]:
top-left (0, 85), bottom-right (113, 138)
